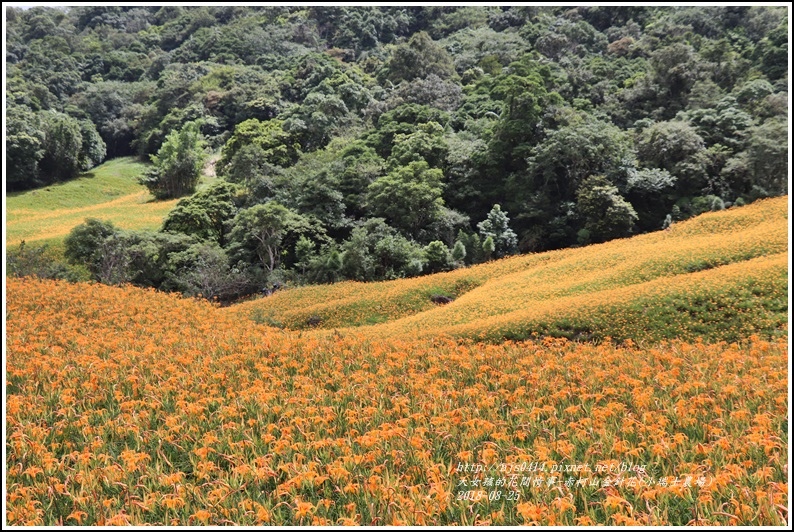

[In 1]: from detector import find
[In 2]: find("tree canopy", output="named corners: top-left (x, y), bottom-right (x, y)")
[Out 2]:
top-left (8, 5), bottom-right (789, 299)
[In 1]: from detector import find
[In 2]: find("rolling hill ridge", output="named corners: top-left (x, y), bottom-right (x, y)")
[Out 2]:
top-left (230, 196), bottom-right (788, 343)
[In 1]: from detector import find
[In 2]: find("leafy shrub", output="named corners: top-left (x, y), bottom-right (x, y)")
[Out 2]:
top-left (6, 241), bottom-right (88, 282)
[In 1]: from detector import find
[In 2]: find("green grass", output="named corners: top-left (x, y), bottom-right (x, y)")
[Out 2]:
top-left (5, 157), bottom-right (218, 251)
top-left (6, 157), bottom-right (149, 212)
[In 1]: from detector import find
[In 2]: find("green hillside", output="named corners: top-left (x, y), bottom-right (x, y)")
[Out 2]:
top-left (5, 158), bottom-right (175, 250)
top-left (5, 157), bottom-right (222, 252)
top-left (7, 6), bottom-right (788, 299)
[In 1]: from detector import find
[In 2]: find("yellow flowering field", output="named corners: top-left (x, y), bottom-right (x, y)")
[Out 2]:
top-left (5, 276), bottom-right (789, 525)
top-left (232, 196), bottom-right (787, 342)
top-left (362, 252), bottom-right (788, 343)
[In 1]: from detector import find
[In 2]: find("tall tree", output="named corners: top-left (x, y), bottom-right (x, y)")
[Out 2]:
top-left (217, 119), bottom-right (301, 175)
top-left (6, 106), bottom-right (44, 190)
top-left (228, 202), bottom-right (309, 274)
top-left (576, 175), bottom-right (638, 244)
top-left (161, 181), bottom-right (238, 246)
top-left (366, 160), bottom-right (445, 241)
top-left (476, 204), bottom-right (518, 258)
top-left (140, 120), bottom-right (208, 199)
top-left (383, 31), bottom-right (457, 83)
top-left (38, 110), bottom-right (84, 184)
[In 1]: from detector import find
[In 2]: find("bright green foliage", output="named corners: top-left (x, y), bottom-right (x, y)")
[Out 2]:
top-left (228, 202), bottom-right (309, 274)
top-left (576, 175), bottom-right (638, 243)
top-left (423, 240), bottom-right (452, 273)
top-left (477, 204), bottom-right (517, 258)
top-left (367, 104), bottom-right (450, 160)
top-left (162, 182), bottom-right (238, 245)
top-left (140, 121), bottom-right (208, 200)
top-left (217, 119), bottom-right (301, 174)
top-left (6, 5), bottom-right (789, 294)
top-left (366, 161), bottom-right (445, 240)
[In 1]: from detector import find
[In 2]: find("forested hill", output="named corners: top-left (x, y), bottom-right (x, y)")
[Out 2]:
top-left (6, 6), bottom-right (789, 298)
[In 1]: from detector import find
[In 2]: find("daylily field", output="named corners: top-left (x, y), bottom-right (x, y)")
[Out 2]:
top-left (5, 197), bottom-right (789, 526)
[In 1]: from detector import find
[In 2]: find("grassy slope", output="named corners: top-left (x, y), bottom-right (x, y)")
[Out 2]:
top-left (5, 157), bottom-right (218, 251)
top-left (5, 157), bottom-right (176, 251)
top-left (230, 196), bottom-right (789, 343)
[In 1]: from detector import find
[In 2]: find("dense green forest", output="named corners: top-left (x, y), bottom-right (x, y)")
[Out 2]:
top-left (6, 6), bottom-right (789, 301)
